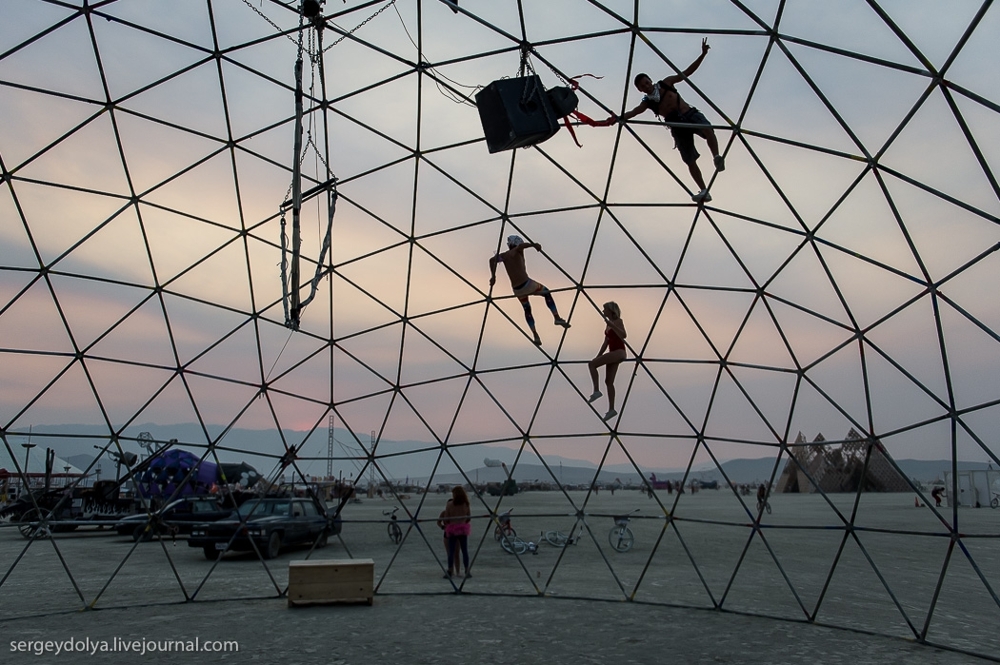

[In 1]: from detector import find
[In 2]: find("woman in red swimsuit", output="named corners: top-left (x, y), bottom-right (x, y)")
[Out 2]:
top-left (588, 301), bottom-right (627, 421)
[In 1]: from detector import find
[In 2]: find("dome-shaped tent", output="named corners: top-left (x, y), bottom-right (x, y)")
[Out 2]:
top-left (136, 449), bottom-right (217, 499)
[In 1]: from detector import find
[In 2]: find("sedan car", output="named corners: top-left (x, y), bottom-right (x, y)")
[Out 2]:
top-left (114, 496), bottom-right (233, 541)
top-left (187, 497), bottom-right (338, 560)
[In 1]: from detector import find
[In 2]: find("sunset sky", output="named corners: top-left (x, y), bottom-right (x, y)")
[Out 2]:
top-left (1, 0), bottom-right (998, 479)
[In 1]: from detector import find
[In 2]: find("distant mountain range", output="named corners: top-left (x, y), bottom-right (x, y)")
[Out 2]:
top-left (6, 423), bottom-right (989, 487)
top-left (429, 457), bottom-right (989, 487)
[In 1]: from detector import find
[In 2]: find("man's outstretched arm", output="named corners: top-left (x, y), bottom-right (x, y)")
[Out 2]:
top-left (663, 38), bottom-right (710, 86)
top-left (513, 242), bottom-right (541, 254)
top-left (618, 101), bottom-right (650, 122)
top-left (488, 255), bottom-right (499, 286)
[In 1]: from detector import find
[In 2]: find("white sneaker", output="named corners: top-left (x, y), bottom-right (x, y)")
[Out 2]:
top-left (691, 189), bottom-right (712, 203)
top-left (588, 391), bottom-right (602, 403)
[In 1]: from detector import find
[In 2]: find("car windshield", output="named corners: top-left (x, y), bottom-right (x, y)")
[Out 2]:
top-left (191, 501), bottom-right (220, 513)
top-left (235, 500), bottom-right (291, 518)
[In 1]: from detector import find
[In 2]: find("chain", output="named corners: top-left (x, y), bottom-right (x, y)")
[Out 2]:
top-left (306, 133), bottom-right (331, 172)
top-left (323, 0), bottom-right (396, 53)
top-left (518, 44), bottom-right (573, 88)
top-left (281, 127), bottom-right (318, 210)
top-left (538, 56), bottom-right (572, 87)
top-left (279, 212), bottom-right (290, 325)
top-left (279, 133), bottom-right (332, 211)
top-left (518, 43), bottom-right (534, 78)
top-left (241, 0), bottom-right (300, 46)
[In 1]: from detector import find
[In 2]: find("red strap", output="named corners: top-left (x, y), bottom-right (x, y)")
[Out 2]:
top-left (559, 75), bottom-right (614, 147)
top-left (562, 116), bottom-right (582, 148)
top-left (572, 110), bottom-right (617, 127)
top-left (568, 73), bottom-right (603, 90)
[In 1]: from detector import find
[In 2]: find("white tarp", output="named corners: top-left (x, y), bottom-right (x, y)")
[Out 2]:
top-left (0, 445), bottom-right (83, 476)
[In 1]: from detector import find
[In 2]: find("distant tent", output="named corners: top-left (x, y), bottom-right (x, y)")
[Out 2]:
top-left (776, 429), bottom-right (910, 493)
top-left (0, 447), bottom-right (83, 477)
top-left (136, 449), bottom-right (217, 498)
top-left (218, 462), bottom-right (261, 488)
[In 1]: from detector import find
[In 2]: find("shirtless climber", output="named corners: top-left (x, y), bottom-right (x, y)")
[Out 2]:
top-left (612, 38), bottom-right (724, 204)
top-left (489, 235), bottom-right (570, 346)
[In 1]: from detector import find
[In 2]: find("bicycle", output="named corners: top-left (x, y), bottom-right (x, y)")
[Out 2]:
top-left (384, 507), bottom-right (402, 544)
top-left (502, 530), bottom-right (577, 555)
top-left (608, 510), bottom-right (638, 552)
top-left (990, 491), bottom-right (999, 509)
top-left (756, 497), bottom-right (772, 514)
top-left (493, 509), bottom-right (515, 542)
top-left (543, 530), bottom-right (579, 547)
top-left (500, 533), bottom-right (534, 555)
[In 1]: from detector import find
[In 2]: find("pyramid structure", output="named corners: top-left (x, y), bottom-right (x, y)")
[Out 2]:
top-left (0, 0), bottom-right (998, 659)
top-left (776, 429), bottom-right (911, 494)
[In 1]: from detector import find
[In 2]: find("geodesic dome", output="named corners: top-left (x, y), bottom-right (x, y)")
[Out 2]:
top-left (1, 0), bottom-right (998, 659)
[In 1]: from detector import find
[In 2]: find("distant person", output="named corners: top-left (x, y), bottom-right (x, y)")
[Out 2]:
top-left (587, 301), bottom-right (627, 421)
top-left (436, 512), bottom-right (458, 576)
top-left (609, 38), bottom-right (724, 203)
top-left (438, 486), bottom-right (472, 578)
top-left (489, 235), bottom-right (570, 346)
top-left (931, 486), bottom-right (944, 507)
top-left (756, 484), bottom-right (769, 513)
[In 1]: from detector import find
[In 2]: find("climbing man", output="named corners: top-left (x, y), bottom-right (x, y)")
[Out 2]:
top-left (612, 38), bottom-right (724, 203)
top-left (489, 235), bottom-right (571, 346)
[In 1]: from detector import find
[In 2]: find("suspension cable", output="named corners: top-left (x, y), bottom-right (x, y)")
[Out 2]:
top-left (322, 0), bottom-right (398, 53)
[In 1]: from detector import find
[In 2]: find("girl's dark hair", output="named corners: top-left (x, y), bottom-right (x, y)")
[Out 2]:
top-left (452, 485), bottom-right (469, 505)
top-left (634, 73), bottom-right (650, 88)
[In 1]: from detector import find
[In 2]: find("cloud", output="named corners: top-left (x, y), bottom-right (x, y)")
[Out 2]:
top-left (1, 1), bottom-right (997, 470)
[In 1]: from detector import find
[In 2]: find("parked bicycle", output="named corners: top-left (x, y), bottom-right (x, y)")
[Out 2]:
top-left (500, 533), bottom-right (537, 555)
top-left (991, 491), bottom-right (999, 509)
top-left (493, 509), bottom-right (515, 541)
top-left (609, 510), bottom-right (638, 552)
top-left (543, 530), bottom-right (579, 547)
top-left (384, 506), bottom-right (402, 544)
top-left (498, 527), bottom-right (578, 555)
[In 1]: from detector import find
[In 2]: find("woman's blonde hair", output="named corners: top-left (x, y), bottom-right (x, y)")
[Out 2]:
top-left (603, 301), bottom-right (621, 319)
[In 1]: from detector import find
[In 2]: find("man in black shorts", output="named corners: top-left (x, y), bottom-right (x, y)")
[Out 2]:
top-left (488, 235), bottom-right (570, 346)
top-left (614, 38), bottom-right (724, 203)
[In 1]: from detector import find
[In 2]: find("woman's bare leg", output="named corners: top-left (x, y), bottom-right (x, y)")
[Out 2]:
top-left (606, 361), bottom-right (621, 411)
top-left (588, 357), bottom-right (601, 394)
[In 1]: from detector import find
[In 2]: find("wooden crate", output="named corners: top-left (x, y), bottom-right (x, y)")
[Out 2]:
top-left (287, 558), bottom-right (374, 607)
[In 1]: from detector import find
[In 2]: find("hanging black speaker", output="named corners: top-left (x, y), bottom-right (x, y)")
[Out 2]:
top-left (476, 76), bottom-right (560, 154)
